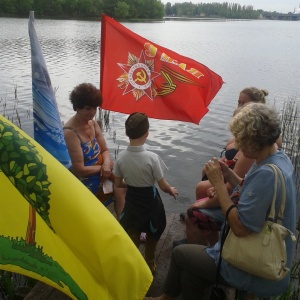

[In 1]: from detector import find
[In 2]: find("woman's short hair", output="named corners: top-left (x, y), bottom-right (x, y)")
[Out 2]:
top-left (240, 87), bottom-right (269, 104)
top-left (69, 83), bottom-right (102, 111)
top-left (230, 103), bottom-right (281, 152)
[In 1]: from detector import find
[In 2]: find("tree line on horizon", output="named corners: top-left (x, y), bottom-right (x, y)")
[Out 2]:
top-left (0, 0), bottom-right (284, 20)
top-left (0, 0), bottom-right (164, 19)
top-left (165, 2), bottom-right (261, 19)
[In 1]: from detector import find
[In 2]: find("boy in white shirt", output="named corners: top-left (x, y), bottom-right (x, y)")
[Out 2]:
top-left (114, 112), bottom-right (178, 274)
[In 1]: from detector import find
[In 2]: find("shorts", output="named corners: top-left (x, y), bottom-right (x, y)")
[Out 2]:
top-left (186, 205), bottom-right (225, 236)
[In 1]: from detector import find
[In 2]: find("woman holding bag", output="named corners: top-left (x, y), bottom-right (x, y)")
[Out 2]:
top-left (145, 103), bottom-right (296, 300)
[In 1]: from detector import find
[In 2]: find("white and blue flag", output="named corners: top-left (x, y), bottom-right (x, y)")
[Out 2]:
top-left (28, 11), bottom-right (71, 168)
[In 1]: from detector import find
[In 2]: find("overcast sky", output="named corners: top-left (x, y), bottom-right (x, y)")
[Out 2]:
top-left (162, 1), bottom-right (300, 13)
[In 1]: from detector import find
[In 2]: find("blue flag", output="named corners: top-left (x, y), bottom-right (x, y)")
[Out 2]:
top-left (28, 11), bottom-right (71, 168)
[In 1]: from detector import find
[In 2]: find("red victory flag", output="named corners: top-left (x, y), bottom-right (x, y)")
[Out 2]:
top-left (100, 15), bottom-right (224, 124)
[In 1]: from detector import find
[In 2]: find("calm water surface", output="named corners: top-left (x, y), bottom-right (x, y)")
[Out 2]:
top-left (1, 17), bottom-right (299, 211)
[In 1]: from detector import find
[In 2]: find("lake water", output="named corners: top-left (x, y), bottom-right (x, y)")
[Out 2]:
top-left (0, 17), bottom-right (299, 212)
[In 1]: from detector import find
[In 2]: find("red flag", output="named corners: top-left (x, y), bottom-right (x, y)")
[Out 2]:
top-left (100, 15), bottom-right (224, 124)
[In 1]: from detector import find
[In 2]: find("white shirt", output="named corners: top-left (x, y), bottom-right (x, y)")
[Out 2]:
top-left (114, 145), bottom-right (167, 187)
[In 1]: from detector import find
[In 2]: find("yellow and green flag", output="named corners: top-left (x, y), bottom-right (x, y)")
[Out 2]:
top-left (0, 115), bottom-right (153, 299)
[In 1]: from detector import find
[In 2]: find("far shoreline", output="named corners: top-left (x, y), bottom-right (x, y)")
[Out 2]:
top-left (1, 14), bottom-right (292, 23)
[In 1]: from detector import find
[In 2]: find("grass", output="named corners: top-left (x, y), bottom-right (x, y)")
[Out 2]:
top-left (271, 97), bottom-right (300, 300)
top-left (0, 271), bottom-right (35, 299)
top-left (281, 98), bottom-right (300, 198)
top-left (0, 85), bottom-right (30, 130)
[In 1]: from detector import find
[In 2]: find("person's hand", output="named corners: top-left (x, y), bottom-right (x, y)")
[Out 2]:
top-left (218, 160), bottom-right (231, 182)
top-left (101, 161), bottom-right (112, 180)
top-left (219, 156), bottom-right (226, 163)
top-left (206, 187), bottom-right (216, 198)
top-left (169, 187), bottom-right (178, 199)
top-left (205, 157), bottom-right (223, 187)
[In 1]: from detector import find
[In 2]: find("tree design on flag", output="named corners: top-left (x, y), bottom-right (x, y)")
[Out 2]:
top-left (0, 118), bottom-right (88, 299)
top-left (0, 119), bottom-right (53, 245)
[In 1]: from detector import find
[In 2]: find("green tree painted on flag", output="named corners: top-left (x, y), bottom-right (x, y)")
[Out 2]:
top-left (0, 119), bottom-right (53, 245)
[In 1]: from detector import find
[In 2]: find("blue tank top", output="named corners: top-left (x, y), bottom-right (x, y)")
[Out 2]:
top-left (63, 126), bottom-right (101, 194)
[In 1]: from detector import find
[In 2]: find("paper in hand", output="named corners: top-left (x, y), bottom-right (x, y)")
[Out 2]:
top-left (103, 179), bottom-right (113, 194)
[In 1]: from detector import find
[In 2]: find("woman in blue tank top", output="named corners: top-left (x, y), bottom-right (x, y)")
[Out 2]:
top-left (63, 83), bottom-right (125, 217)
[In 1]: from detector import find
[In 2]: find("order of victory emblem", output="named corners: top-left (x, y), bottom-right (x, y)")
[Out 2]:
top-left (128, 63), bottom-right (151, 90)
top-left (117, 44), bottom-right (204, 102)
top-left (117, 51), bottom-right (160, 101)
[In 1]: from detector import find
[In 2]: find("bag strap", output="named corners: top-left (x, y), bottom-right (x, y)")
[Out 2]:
top-left (265, 164), bottom-right (286, 223)
top-left (273, 164), bottom-right (286, 222)
top-left (265, 164), bottom-right (296, 242)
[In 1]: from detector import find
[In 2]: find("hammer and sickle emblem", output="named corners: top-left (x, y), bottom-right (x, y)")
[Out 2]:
top-left (135, 69), bottom-right (147, 83)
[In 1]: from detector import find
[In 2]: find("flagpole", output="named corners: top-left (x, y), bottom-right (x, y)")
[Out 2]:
top-left (100, 14), bottom-right (106, 94)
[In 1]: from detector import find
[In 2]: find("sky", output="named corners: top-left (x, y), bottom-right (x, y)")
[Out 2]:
top-left (162, 1), bottom-right (300, 14)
